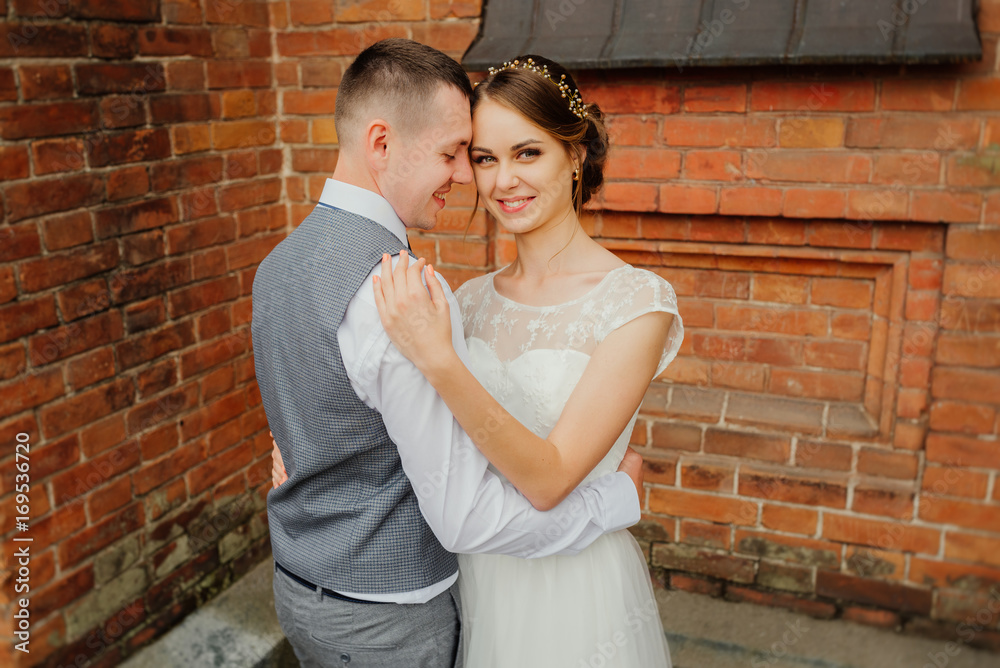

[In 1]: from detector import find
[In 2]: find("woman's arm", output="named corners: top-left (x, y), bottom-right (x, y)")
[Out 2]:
top-left (374, 253), bottom-right (672, 511)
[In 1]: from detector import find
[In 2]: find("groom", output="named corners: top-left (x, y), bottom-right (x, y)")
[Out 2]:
top-left (252, 39), bottom-right (645, 668)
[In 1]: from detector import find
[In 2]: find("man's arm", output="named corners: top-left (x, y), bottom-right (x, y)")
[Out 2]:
top-left (341, 262), bottom-right (640, 557)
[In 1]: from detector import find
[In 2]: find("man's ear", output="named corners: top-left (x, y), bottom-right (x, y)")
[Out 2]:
top-left (365, 119), bottom-right (391, 173)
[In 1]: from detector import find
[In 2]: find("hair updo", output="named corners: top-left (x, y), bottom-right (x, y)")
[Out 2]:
top-left (471, 55), bottom-right (609, 212)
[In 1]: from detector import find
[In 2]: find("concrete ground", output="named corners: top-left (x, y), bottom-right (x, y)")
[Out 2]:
top-left (124, 558), bottom-right (999, 667)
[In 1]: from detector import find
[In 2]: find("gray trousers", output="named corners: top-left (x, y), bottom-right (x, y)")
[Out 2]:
top-left (273, 563), bottom-right (462, 668)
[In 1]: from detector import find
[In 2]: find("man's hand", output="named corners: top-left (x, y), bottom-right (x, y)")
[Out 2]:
top-left (617, 447), bottom-right (645, 507)
top-left (271, 432), bottom-right (288, 489)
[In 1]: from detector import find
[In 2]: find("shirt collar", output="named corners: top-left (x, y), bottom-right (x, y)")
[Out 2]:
top-left (318, 179), bottom-right (408, 248)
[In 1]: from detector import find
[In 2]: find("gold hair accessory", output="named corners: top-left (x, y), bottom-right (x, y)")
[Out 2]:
top-left (487, 58), bottom-right (588, 120)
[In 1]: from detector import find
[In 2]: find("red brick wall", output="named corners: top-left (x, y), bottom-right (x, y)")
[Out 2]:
top-left (1, 0), bottom-right (998, 664)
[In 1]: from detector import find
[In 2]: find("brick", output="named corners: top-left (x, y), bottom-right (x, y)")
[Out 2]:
top-left (39, 377), bottom-right (134, 439)
top-left (0, 225), bottom-right (41, 267)
top-left (653, 542), bottom-right (755, 583)
top-left (881, 79), bottom-right (955, 111)
top-left (747, 151), bottom-right (870, 184)
top-left (847, 118), bottom-right (979, 150)
top-left (126, 383), bottom-right (198, 436)
top-left (5, 173), bottom-right (104, 222)
top-left (909, 556), bottom-right (1000, 591)
top-left (920, 496), bottom-right (998, 533)
top-left (679, 459), bottom-right (734, 493)
top-left (166, 216), bottom-right (237, 254)
top-left (682, 150), bottom-right (741, 182)
top-left (29, 311), bottom-right (123, 368)
top-left (843, 606), bottom-right (900, 629)
top-left (19, 241), bottom-right (119, 293)
top-left (782, 188), bottom-right (847, 219)
top-left (727, 586), bottom-right (836, 617)
top-left (587, 84), bottom-right (680, 114)
top-left (716, 304), bottom-right (827, 337)
top-left (105, 165), bottom-right (150, 202)
top-left (752, 275), bottom-right (807, 304)
top-left (410, 21), bottom-right (478, 53)
top-left (929, 399), bottom-right (996, 434)
top-left (649, 422), bottom-right (702, 452)
top-left (669, 572), bottom-right (722, 596)
top-left (116, 321), bottom-right (195, 370)
top-left (653, 183), bottom-right (714, 213)
top-left (804, 340), bottom-right (865, 371)
top-left (605, 148), bottom-right (682, 181)
top-left (79, 414), bottom-right (127, 457)
top-left (719, 187), bottom-right (783, 216)
top-left (796, 440), bottom-right (853, 471)
top-left (75, 63), bottom-right (166, 96)
top-left (0, 342), bottom-right (26, 381)
top-left (932, 367), bottom-right (1000, 403)
top-left (874, 224), bottom-right (945, 253)
top-left (31, 565), bottom-right (93, 622)
top-left (752, 81), bottom-right (874, 111)
top-left (173, 124), bottom-right (212, 155)
top-left (187, 442), bottom-right (253, 495)
top-left (761, 504), bottom-right (818, 535)
top-left (649, 487), bottom-right (757, 526)
top-left (138, 27), bottom-right (213, 56)
top-left (55, 279), bottom-right (110, 323)
top-left (166, 60), bottom-right (205, 90)
top-left (852, 484), bottom-right (914, 519)
top-left (956, 78), bottom-right (1000, 110)
top-left (0, 368), bottom-right (64, 416)
top-left (39, 211), bottom-right (92, 253)
top-left (945, 532), bottom-right (1000, 569)
top-left (911, 191), bottom-right (982, 224)
top-left (59, 502), bottom-right (144, 568)
top-left (168, 276), bottom-right (240, 318)
top-left (206, 61), bottom-right (272, 89)
top-left (291, 147), bottom-right (339, 173)
top-left (90, 23), bottom-right (137, 59)
top-left (0, 23), bottom-right (88, 58)
top-left (0, 68), bottom-right (13, 101)
top-left (735, 530), bottom-right (840, 569)
top-left (811, 277), bottom-right (872, 309)
top-left (663, 117), bottom-right (776, 148)
top-left (769, 368), bottom-right (864, 401)
top-left (151, 156), bottom-right (223, 191)
top-left (0, 146), bottom-right (29, 180)
top-left (816, 571), bottom-right (931, 615)
top-left (19, 64), bottom-right (73, 101)
top-left (123, 229), bottom-right (165, 266)
top-left (739, 466), bottom-right (848, 508)
top-left (679, 519), bottom-right (730, 550)
top-left (871, 153), bottom-right (940, 186)
top-left (744, 219), bottom-right (806, 246)
top-left (823, 513), bottom-right (940, 555)
top-left (0, 296), bottom-right (58, 343)
top-left (149, 93), bottom-right (212, 124)
top-left (942, 264), bottom-right (1000, 299)
top-left (947, 227), bottom-right (1000, 262)
top-left (856, 448), bottom-right (918, 480)
top-left (923, 466), bottom-right (990, 500)
top-left (226, 232), bottom-right (283, 269)
top-left (683, 85), bottom-right (745, 112)
top-left (0, 268), bottom-right (14, 306)
top-left (88, 128), bottom-right (171, 167)
top-left (134, 358), bottom-right (177, 400)
top-left (779, 118), bottom-right (845, 148)
top-left (72, 0), bottom-right (159, 21)
top-left (96, 197), bottom-right (178, 238)
top-left (211, 119), bottom-right (276, 149)
top-left (704, 428), bottom-right (790, 463)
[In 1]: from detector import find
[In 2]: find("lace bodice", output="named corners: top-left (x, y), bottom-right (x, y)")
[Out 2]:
top-left (456, 265), bottom-right (683, 484)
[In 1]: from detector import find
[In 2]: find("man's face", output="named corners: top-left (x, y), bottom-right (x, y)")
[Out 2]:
top-left (380, 84), bottom-right (473, 231)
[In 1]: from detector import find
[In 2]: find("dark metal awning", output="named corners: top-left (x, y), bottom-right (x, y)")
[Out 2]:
top-left (462, 0), bottom-right (983, 71)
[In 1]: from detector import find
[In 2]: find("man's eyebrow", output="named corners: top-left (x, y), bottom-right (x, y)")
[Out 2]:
top-left (469, 145), bottom-right (492, 154)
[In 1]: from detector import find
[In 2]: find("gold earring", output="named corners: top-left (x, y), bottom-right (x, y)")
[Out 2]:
top-left (573, 167), bottom-right (580, 181)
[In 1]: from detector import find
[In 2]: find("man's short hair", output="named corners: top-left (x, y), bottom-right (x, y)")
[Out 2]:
top-left (335, 39), bottom-right (472, 149)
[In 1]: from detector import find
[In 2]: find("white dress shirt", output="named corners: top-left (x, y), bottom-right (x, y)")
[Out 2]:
top-left (320, 179), bottom-right (640, 603)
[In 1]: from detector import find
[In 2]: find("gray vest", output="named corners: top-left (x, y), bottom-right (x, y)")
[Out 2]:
top-left (252, 203), bottom-right (457, 594)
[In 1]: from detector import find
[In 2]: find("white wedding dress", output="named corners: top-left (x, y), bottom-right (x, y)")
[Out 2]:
top-left (454, 264), bottom-right (683, 668)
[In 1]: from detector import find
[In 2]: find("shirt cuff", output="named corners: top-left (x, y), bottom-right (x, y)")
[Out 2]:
top-left (595, 471), bottom-right (642, 532)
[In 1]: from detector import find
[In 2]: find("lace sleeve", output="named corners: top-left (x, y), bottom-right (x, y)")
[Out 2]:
top-left (597, 267), bottom-right (684, 377)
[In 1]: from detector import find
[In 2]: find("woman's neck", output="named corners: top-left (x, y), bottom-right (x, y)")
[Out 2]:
top-left (508, 209), bottom-right (591, 279)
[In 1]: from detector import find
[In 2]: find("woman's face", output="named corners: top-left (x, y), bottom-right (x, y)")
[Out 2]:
top-left (469, 98), bottom-right (578, 235)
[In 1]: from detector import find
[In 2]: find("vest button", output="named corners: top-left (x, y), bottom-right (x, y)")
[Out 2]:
top-left (340, 653), bottom-right (350, 664)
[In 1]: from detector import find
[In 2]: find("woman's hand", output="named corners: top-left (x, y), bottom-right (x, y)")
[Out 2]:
top-left (271, 432), bottom-right (288, 489)
top-left (372, 251), bottom-right (456, 376)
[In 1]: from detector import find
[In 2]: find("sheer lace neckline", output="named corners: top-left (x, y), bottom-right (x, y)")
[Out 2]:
top-left (489, 264), bottom-right (629, 310)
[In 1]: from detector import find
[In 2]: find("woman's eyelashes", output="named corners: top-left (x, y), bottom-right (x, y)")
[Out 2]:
top-left (471, 148), bottom-right (542, 166)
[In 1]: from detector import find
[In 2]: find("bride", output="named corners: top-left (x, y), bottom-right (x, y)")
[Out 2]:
top-left (276, 56), bottom-right (682, 667)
